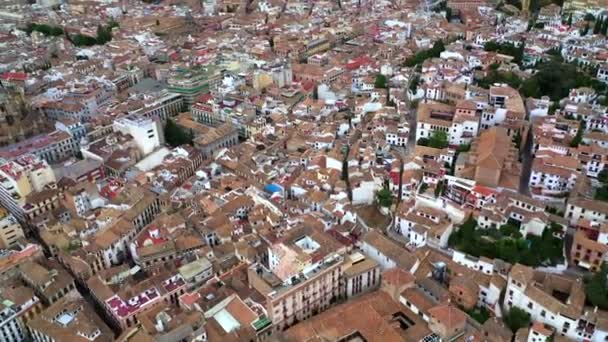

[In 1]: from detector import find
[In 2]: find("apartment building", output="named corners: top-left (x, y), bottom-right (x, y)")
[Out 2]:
top-left (570, 230), bottom-right (608, 272)
top-left (0, 155), bottom-right (56, 222)
top-left (340, 252), bottom-right (381, 299)
top-left (0, 130), bottom-right (77, 165)
top-left (504, 264), bottom-right (608, 341)
top-left (529, 151), bottom-right (580, 201)
top-left (247, 223), bottom-right (361, 331)
top-left (566, 197), bottom-right (608, 225)
top-left (0, 209), bottom-right (24, 249)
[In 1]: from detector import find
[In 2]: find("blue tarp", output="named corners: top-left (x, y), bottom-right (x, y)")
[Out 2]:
top-left (264, 184), bottom-right (282, 193)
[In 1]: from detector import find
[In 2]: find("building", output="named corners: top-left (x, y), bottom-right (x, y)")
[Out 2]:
top-left (359, 230), bottom-right (419, 271)
top-left (340, 252), bottom-right (381, 299)
top-left (285, 290), bottom-right (433, 341)
top-left (455, 127), bottom-right (521, 190)
top-left (415, 101), bottom-right (480, 147)
top-left (0, 155), bottom-right (56, 222)
top-left (570, 230), bottom-right (608, 272)
top-left (529, 151), bottom-right (580, 201)
top-left (504, 264), bottom-right (608, 341)
top-left (112, 115), bottom-right (164, 156)
top-left (565, 197), bottom-right (608, 225)
top-left (19, 260), bottom-right (76, 306)
top-left (87, 271), bottom-right (188, 330)
top-left (27, 290), bottom-right (113, 342)
top-left (167, 66), bottom-right (222, 109)
top-left (0, 209), bottom-right (24, 249)
top-left (247, 223), bottom-right (349, 331)
top-left (0, 129), bottom-right (79, 165)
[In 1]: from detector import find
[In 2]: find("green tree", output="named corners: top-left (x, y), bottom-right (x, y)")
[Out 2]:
top-left (598, 169), bottom-right (608, 184)
top-left (164, 118), bottom-right (192, 147)
top-left (417, 137), bottom-right (429, 146)
top-left (72, 34), bottom-right (98, 47)
top-left (96, 24), bottom-right (112, 44)
top-left (586, 263), bottom-right (608, 310)
top-left (428, 130), bottom-right (449, 149)
top-left (374, 74), bottom-right (387, 89)
top-left (602, 18), bottom-right (608, 35)
top-left (594, 17), bottom-right (603, 34)
top-left (570, 120), bottom-right (585, 147)
top-left (341, 145), bottom-right (350, 181)
top-left (567, 13), bottom-right (572, 26)
top-left (582, 23), bottom-right (590, 36)
top-left (376, 187), bottom-right (393, 208)
top-left (404, 40), bottom-right (445, 67)
top-left (418, 182), bottom-right (429, 194)
top-left (513, 130), bottom-right (522, 149)
top-left (504, 307), bottom-right (531, 333)
top-left (584, 13), bottom-right (595, 22)
top-left (434, 181), bottom-right (444, 197)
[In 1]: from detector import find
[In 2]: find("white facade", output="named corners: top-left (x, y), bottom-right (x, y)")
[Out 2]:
top-left (113, 115), bottom-right (163, 156)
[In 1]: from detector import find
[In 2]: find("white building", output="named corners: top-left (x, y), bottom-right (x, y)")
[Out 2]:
top-left (0, 155), bottom-right (56, 222)
top-left (113, 115), bottom-right (164, 156)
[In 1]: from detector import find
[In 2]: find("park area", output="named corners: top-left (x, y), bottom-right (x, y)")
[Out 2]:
top-left (448, 218), bottom-right (564, 267)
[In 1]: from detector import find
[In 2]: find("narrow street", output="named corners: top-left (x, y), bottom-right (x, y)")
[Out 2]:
top-left (519, 126), bottom-right (533, 196)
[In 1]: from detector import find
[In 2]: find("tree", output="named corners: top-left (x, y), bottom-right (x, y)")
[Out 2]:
top-left (374, 74), bottom-right (387, 89)
top-left (376, 187), bottom-right (393, 208)
top-left (586, 263), bottom-right (608, 310)
top-left (570, 120), bottom-right (585, 147)
top-left (71, 34), bottom-right (98, 47)
top-left (418, 182), bottom-right (429, 194)
top-left (567, 13), bottom-right (572, 27)
top-left (584, 13), bottom-right (595, 22)
top-left (341, 145), bottom-right (350, 181)
top-left (404, 40), bottom-right (445, 67)
top-left (417, 137), bottom-right (429, 146)
top-left (598, 169), bottom-right (608, 184)
top-left (513, 130), bottom-right (522, 149)
top-left (602, 17), bottom-right (608, 36)
top-left (96, 24), bottom-right (112, 44)
top-left (594, 17), bottom-right (603, 34)
top-left (434, 181), bottom-right (444, 197)
top-left (581, 23), bottom-right (590, 36)
top-left (428, 130), bottom-right (449, 149)
top-left (164, 118), bottom-right (192, 147)
top-left (504, 307), bottom-right (531, 333)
